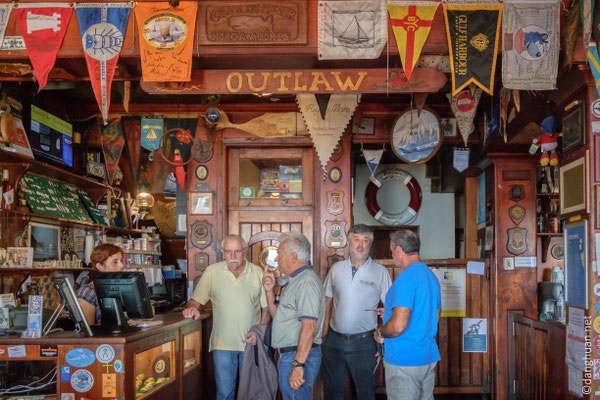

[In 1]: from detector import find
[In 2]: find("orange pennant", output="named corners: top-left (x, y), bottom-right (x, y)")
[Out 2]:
top-left (135, 2), bottom-right (197, 82)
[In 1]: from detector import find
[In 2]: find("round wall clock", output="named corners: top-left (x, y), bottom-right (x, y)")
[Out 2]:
top-left (328, 167), bottom-right (342, 183)
top-left (390, 108), bottom-right (442, 164)
top-left (195, 165), bottom-right (208, 181)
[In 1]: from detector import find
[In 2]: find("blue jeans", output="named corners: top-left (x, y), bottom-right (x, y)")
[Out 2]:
top-left (278, 346), bottom-right (322, 400)
top-left (212, 350), bottom-right (244, 400)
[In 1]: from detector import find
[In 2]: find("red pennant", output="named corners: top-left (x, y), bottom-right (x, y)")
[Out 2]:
top-left (14, 5), bottom-right (72, 91)
top-left (174, 150), bottom-right (185, 191)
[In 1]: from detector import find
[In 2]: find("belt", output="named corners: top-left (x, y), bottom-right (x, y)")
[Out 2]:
top-left (330, 329), bottom-right (375, 340)
top-left (279, 343), bottom-right (321, 354)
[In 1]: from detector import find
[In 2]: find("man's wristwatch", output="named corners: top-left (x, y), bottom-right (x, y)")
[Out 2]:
top-left (292, 360), bottom-right (305, 368)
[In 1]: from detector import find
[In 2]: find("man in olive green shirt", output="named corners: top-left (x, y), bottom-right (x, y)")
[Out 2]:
top-left (183, 235), bottom-right (269, 400)
top-left (263, 232), bottom-right (325, 400)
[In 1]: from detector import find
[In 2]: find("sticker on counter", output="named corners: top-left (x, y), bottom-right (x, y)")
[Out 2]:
top-left (592, 99), bottom-right (600, 119)
top-left (595, 359), bottom-right (600, 380)
top-left (594, 317), bottom-right (600, 334)
top-left (96, 344), bottom-right (115, 363)
top-left (71, 369), bottom-right (94, 392)
top-left (66, 348), bottom-right (95, 367)
top-left (40, 344), bottom-right (58, 357)
top-left (594, 284), bottom-right (600, 297)
top-left (102, 373), bottom-right (117, 397)
top-left (61, 366), bottom-right (71, 382)
top-left (7, 345), bottom-right (26, 358)
top-left (114, 359), bottom-right (124, 374)
top-left (61, 393), bottom-right (75, 400)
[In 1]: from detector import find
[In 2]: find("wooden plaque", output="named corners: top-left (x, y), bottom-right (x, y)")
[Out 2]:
top-left (198, 1), bottom-right (307, 45)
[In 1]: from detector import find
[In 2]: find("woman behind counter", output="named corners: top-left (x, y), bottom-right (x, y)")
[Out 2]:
top-left (77, 243), bottom-right (125, 325)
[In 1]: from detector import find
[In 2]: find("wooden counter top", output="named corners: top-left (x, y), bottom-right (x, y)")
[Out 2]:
top-left (0, 312), bottom-right (210, 345)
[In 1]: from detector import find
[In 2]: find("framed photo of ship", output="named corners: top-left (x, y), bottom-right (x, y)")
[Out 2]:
top-left (391, 108), bottom-right (442, 164)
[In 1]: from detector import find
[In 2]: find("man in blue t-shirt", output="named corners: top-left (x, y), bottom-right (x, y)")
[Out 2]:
top-left (374, 229), bottom-right (441, 400)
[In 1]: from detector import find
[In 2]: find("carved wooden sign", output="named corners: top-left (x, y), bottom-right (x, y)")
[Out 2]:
top-left (198, 1), bottom-right (307, 45)
top-left (140, 68), bottom-right (448, 95)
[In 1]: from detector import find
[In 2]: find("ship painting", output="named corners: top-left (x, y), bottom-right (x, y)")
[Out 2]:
top-left (392, 110), bottom-right (442, 163)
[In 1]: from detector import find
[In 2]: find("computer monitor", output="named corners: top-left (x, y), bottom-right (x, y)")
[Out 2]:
top-left (93, 272), bottom-right (153, 333)
top-left (54, 277), bottom-right (93, 337)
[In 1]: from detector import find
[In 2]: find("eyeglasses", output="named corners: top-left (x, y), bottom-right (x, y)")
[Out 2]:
top-left (223, 249), bottom-right (245, 255)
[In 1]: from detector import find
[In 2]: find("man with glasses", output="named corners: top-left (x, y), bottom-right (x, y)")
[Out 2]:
top-left (183, 234), bottom-right (269, 400)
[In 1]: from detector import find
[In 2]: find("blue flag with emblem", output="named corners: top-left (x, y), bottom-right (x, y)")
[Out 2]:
top-left (587, 42), bottom-right (600, 97)
top-left (76, 3), bottom-right (131, 123)
top-left (141, 117), bottom-right (164, 152)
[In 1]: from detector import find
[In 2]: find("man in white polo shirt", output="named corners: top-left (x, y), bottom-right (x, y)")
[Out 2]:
top-left (321, 224), bottom-right (392, 400)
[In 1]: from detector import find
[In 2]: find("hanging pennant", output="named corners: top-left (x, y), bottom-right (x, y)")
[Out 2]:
top-left (134, 2), bottom-right (197, 82)
top-left (587, 42), bottom-right (600, 98)
top-left (581, 0), bottom-right (594, 55)
top-left (484, 104), bottom-right (499, 144)
top-left (318, 0), bottom-right (387, 60)
top-left (564, 0), bottom-right (581, 70)
top-left (443, 3), bottom-right (502, 95)
top-left (447, 87), bottom-right (482, 146)
top-left (141, 118), bottom-right (164, 152)
top-left (0, 4), bottom-right (13, 49)
top-left (362, 148), bottom-right (384, 178)
top-left (100, 117), bottom-right (126, 186)
top-left (502, 0), bottom-right (560, 89)
top-left (387, 2), bottom-right (438, 82)
top-left (165, 118), bottom-right (198, 163)
top-left (14, 3), bottom-right (73, 91)
top-left (76, 3), bottom-right (131, 124)
top-left (123, 118), bottom-right (141, 186)
top-left (453, 147), bottom-right (470, 172)
top-left (315, 94), bottom-right (331, 120)
top-left (593, 0), bottom-right (600, 50)
top-left (500, 87), bottom-right (510, 142)
top-left (297, 94), bottom-right (360, 171)
top-left (414, 93), bottom-right (428, 116)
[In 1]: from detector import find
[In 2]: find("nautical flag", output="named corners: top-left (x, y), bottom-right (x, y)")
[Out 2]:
top-left (362, 148), bottom-right (384, 177)
top-left (443, 3), bottom-right (502, 96)
top-left (100, 117), bottom-right (125, 186)
top-left (141, 117), bottom-right (164, 152)
top-left (318, 1), bottom-right (387, 60)
top-left (447, 87), bottom-right (482, 146)
top-left (387, 2), bottom-right (438, 82)
top-left (587, 42), bottom-right (600, 97)
top-left (14, 3), bottom-right (73, 91)
top-left (453, 148), bottom-right (469, 172)
top-left (0, 4), bottom-right (13, 49)
top-left (76, 3), bottom-right (132, 124)
top-left (134, 2), bottom-right (197, 82)
top-left (296, 94), bottom-right (361, 171)
top-left (502, 0), bottom-right (560, 89)
top-left (165, 118), bottom-right (197, 163)
top-left (581, 0), bottom-right (594, 55)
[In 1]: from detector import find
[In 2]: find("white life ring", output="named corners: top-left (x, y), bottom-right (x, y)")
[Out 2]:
top-left (365, 168), bottom-right (422, 226)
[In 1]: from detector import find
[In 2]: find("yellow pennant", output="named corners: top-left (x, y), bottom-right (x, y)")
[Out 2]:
top-left (387, 2), bottom-right (439, 82)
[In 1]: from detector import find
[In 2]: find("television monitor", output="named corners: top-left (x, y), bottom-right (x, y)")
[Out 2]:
top-left (27, 222), bottom-right (60, 261)
top-left (54, 276), bottom-right (93, 337)
top-left (29, 105), bottom-right (73, 167)
top-left (94, 272), bottom-right (153, 333)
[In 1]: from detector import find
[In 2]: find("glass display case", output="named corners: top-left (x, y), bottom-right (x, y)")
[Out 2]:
top-left (134, 340), bottom-right (175, 399)
top-left (183, 330), bottom-right (201, 373)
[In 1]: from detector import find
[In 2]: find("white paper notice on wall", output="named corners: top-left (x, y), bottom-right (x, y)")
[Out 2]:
top-left (467, 261), bottom-right (485, 275)
top-left (514, 257), bottom-right (536, 268)
top-left (177, 214), bottom-right (186, 234)
top-left (592, 121), bottom-right (600, 133)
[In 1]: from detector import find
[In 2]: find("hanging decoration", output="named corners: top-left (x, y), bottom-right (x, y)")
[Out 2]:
top-left (318, 0), bottom-right (387, 60)
top-left (123, 118), bottom-right (142, 186)
top-left (216, 112), bottom-right (306, 138)
top-left (502, 0), bottom-right (560, 89)
top-left (362, 147), bottom-right (384, 179)
top-left (484, 104), bottom-right (499, 144)
top-left (588, 42), bottom-right (600, 98)
top-left (14, 3), bottom-right (73, 91)
top-left (100, 118), bottom-right (126, 186)
top-left (141, 117), bottom-right (164, 152)
top-left (391, 108), bottom-right (442, 164)
top-left (531, 115), bottom-right (560, 166)
top-left (165, 118), bottom-right (197, 163)
top-left (499, 87), bottom-right (510, 142)
top-left (414, 93), bottom-right (428, 117)
top-left (453, 147), bottom-right (470, 172)
top-left (563, 0), bottom-right (581, 69)
top-left (447, 87), bottom-right (482, 146)
top-left (296, 94), bottom-right (360, 171)
top-left (387, 2), bottom-right (438, 82)
top-left (581, 0), bottom-right (594, 55)
top-left (443, 3), bottom-right (502, 95)
top-left (134, 1), bottom-right (198, 82)
top-left (0, 4), bottom-right (13, 49)
top-left (75, 3), bottom-right (132, 124)
top-left (593, 0), bottom-right (600, 50)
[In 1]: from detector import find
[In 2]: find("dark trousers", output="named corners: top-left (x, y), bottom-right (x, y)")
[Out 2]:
top-left (321, 331), bottom-right (377, 400)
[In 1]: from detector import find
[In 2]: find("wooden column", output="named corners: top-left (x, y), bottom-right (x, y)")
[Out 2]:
top-left (465, 176), bottom-right (479, 259)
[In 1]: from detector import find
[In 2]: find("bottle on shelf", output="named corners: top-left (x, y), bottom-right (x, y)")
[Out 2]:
top-left (550, 202), bottom-right (560, 233)
top-left (537, 213), bottom-right (546, 233)
top-left (556, 290), bottom-right (566, 323)
top-left (0, 169), bottom-right (13, 210)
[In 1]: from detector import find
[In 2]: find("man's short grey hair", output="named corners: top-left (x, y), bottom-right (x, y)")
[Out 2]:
top-left (220, 234), bottom-right (247, 251)
top-left (278, 232), bottom-right (311, 263)
top-left (347, 224), bottom-right (374, 241)
top-left (389, 229), bottom-right (420, 255)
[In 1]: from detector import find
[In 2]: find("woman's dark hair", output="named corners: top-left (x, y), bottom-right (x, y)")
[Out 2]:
top-left (91, 244), bottom-right (124, 268)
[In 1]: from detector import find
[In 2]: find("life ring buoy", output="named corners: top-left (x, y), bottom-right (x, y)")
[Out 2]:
top-left (365, 168), bottom-right (422, 226)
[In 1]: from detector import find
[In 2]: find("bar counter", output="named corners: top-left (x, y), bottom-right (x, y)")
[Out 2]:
top-left (0, 312), bottom-right (210, 400)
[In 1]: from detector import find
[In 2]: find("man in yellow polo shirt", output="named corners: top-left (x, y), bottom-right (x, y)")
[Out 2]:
top-left (183, 234), bottom-right (269, 400)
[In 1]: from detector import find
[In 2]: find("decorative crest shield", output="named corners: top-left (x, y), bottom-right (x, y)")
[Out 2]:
top-left (326, 191), bottom-right (345, 215)
top-left (325, 219), bottom-right (347, 248)
top-left (191, 221), bottom-right (212, 249)
top-left (507, 227), bottom-right (527, 255)
top-left (508, 205), bottom-right (526, 225)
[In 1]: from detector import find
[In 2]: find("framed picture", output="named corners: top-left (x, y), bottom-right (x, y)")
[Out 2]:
top-left (190, 192), bottom-right (213, 215)
top-left (503, 257), bottom-right (515, 271)
top-left (27, 222), bottom-right (60, 261)
top-left (6, 247), bottom-right (33, 268)
top-left (595, 135), bottom-right (600, 183)
top-left (484, 225), bottom-right (494, 251)
top-left (352, 117), bottom-right (375, 135)
top-left (562, 102), bottom-right (585, 155)
top-left (564, 220), bottom-right (588, 309)
top-left (391, 108), bottom-right (442, 164)
top-left (441, 118), bottom-right (457, 137)
top-left (560, 152), bottom-right (588, 215)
